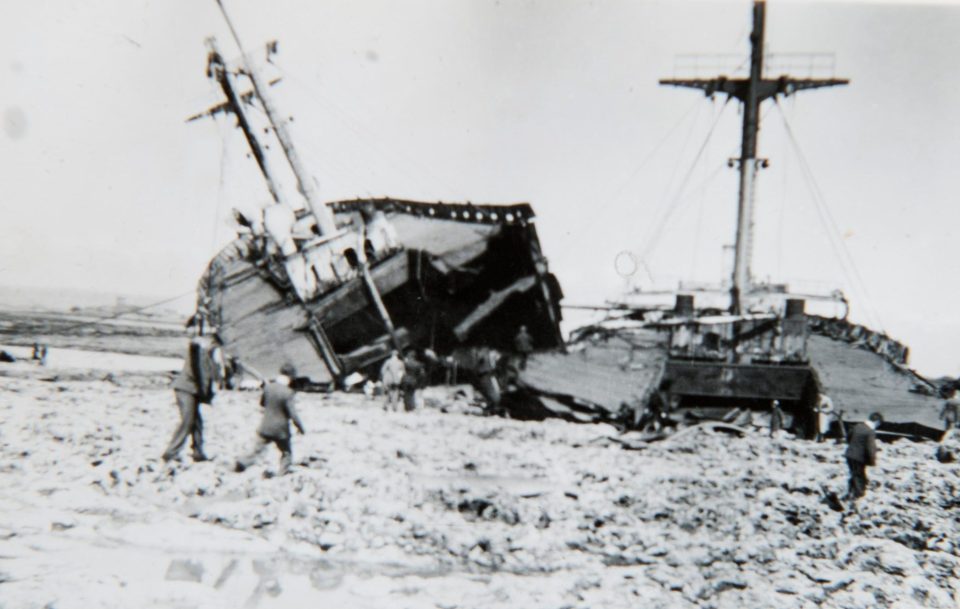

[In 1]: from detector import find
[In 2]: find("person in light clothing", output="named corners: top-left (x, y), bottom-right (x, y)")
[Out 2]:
top-left (815, 394), bottom-right (834, 442)
top-left (379, 350), bottom-right (405, 411)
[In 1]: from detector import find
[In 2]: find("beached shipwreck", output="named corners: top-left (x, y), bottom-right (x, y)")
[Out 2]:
top-left (192, 1), bottom-right (946, 442)
top-left (511, 0), bottom-right (946, 441)
top-left (198, 197), bottom-right (564, 385)
top-left (190, 17), bottom-right (563, 390)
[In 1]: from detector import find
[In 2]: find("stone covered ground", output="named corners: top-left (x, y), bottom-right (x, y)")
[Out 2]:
top-left (1, 368), bottom-right (958, 609)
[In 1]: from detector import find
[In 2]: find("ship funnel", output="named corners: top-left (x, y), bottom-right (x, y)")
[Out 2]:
top-left (785, 298), bottom-right (806, 319)
top-left (675, 294), bottom-right (695, 317)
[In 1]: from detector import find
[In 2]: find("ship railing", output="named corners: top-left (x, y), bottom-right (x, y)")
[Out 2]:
top-left (659, 313), bottom-right (809, 365)
top-left (668, 52), bottom-right (839, 80)
top-left (252, 212), bottom-right (403, 304)
top-left (807, 315), bottom-right (910, 366)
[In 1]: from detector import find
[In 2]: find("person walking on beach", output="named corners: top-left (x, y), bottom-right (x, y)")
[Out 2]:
top-left (162, 335), bottom-right (223, 463)
top-left (641, 379), bottom-right (673, 432)
top-left (235, 363), bottom-right (305, 475)
top-left (401, 350), bottom-right (425, 412)
top-left (475, 346), bottom-right (502, 416)
top-left (844, 412), bottom-right (883, 502)
top-left (770, 399), bottom-right (784, 437)
top-left (379, 350), bottom-right (405, 412)
top-left (940, 387), bottom-right (960, 431)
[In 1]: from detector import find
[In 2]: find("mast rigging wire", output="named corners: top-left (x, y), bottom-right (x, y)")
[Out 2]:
top-left (774, 99), bottom-right (886, 332)
top-left (211, 118), bottom-right (230, 256)
top-left (54, 291), bottom-right (197, 334)
top-left (689, 98), bottom-right (722, 279)
top-left (562, 97), bottom-right (705, 250)
top-left (639, 97), bottom-right (731, 263)
top-left (270, 62), bottom-right (457, 198)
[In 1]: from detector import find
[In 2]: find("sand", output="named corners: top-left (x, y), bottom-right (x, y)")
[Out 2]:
top-left (1, 366), bottom-right (958, 608)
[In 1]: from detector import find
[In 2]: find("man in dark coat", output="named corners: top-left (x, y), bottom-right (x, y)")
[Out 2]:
top-left (844, 412), bottom-right (883, 501)
top-left (640, 379), bottom-right (673, 432)
top-left (940, 387), bottom-right (960, 431)
top-left (162, 335), bottom-right (222, 462)
top-left (235, 363), bottom-right (305, 475)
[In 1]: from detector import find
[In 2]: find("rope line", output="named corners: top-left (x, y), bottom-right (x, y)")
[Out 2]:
top-left (639, 98), bottom-right (731, 262)
top-left (211, 119), bottom-right (230, 256)
top-left (559, 97), bottom-right (705, 253)
top-left (271, 62), bottom-right (458, 198)
top-left (774, 100), bottom-right (885, 331)
top-left (55, 291), bottom-right (197, 334)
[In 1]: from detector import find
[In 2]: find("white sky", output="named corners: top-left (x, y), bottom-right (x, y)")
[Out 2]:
top-left (2, 0), bottom-right (959, 376)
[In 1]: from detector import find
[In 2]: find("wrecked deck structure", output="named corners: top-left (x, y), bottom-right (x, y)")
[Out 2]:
top-left (511, 299), bottom-right (945, 440)
top-left (505, 0), bottom-right (945, 441)
top-left (189, 1), bottom-right (944, 442)
top-left (199, 198), bottom-right (564, 386)
top-left (190, 8), bottom-right (563, 389)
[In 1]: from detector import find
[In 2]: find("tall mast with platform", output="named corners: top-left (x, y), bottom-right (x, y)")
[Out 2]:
top-left (660, 0), bottom-right (848, 315)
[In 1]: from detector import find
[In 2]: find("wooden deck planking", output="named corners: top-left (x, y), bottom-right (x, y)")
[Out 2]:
top-left (521, 330), bottom-right (667, 413)
top-left (808, 335), bottom-right (941, 428)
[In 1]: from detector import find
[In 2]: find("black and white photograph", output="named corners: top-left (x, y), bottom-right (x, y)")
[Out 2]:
top-left (1, 0), bottom-right (959, 607)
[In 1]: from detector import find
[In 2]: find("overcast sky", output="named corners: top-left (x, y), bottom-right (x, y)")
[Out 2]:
top-left (2, 0), bottom-right (959, 376)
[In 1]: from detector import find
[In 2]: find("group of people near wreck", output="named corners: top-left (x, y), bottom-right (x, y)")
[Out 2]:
top-left (160, 335), bottom-right (305, 476)
top-left (378, 324), bottom-right (534, 416)
top-left (636, 379), bottom-right (888, 506)
top-left (160, 328), bottom-right (909, 507)
top-left (0, 342), bottom-right (50, 364)
top-left (160, 325), bottom-right (537, 474)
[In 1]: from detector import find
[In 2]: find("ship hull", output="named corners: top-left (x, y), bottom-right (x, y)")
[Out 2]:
top-left (199, 198), bottom-right (564, 387)
top-left (511, 317), bottom-right (945, 440)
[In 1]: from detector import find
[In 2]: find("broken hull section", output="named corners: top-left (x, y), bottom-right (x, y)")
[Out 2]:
top-left (512, 318), bottom-right (945, 440)
top-left (199, 198), bottom-right (564, 386)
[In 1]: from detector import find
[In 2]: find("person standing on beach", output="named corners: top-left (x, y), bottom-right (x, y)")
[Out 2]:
top-left (940, 387), bottom-right (960, 431)
top-left (769, 399), bottom-right (784, 437)
top-left (401, 350), bottom-right (425, 412)
top-left (235, 363), bottom-right (305, 475)
top-left (475, 346), bottom-right (502, 416)
top-left (814, 394), bottom-right (834, 442)
top-left (379, 350), bottom-right (405, 412)
top-left (844, 412), bottom-right (883, 502)
top-left (161, 335), bottom-right (223, 463)
top-left (513, 325), bottom-right (534, 371)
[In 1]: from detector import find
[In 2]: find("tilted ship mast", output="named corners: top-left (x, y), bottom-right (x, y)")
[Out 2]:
top-left (660, 0), bottom-right (847, 315)
top-left (186, 1), bottom-right (565, 386)
top-left (192, 0), bottom-right (401, 349)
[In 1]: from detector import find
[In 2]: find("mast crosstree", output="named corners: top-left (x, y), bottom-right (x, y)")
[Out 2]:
top-left (660, 0), bottom-right (847, 315)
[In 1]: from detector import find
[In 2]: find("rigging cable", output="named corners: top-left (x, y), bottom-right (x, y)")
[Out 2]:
top-left (565, 96), bottom-right (704, 248)
top-left (776, 94), bottom-right (795, 281)
top-left (271, 62), bottom-right (457, 198)
top-left (211, 116), bottom-right (230, 256)
top-left (55, 290), bottom-right (198, 334)
top-left (639, 97), bottom-right (731, 263)
top-left (774, 99), bottom-right (886, 331)
top-left (689, 97), bottom-right (721, 279)
top-left (656, 94), bottom-right (706, 221)
top-left (240, 92), bottom-right (378, 197)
